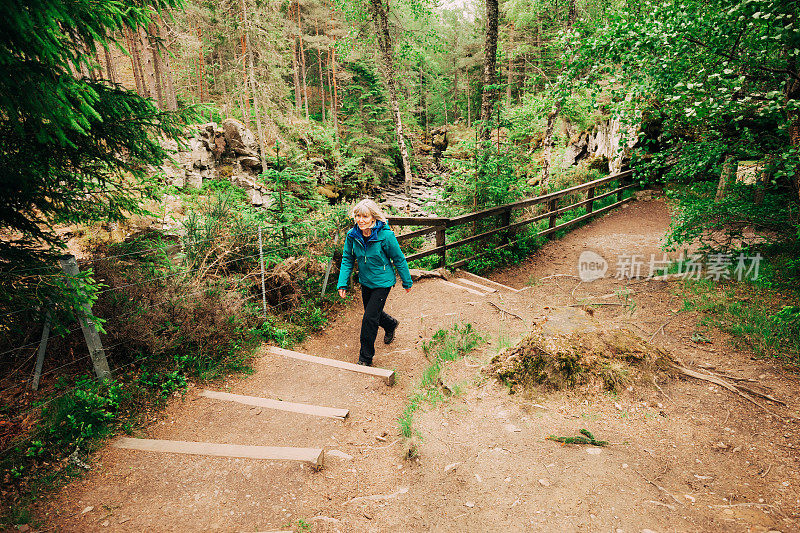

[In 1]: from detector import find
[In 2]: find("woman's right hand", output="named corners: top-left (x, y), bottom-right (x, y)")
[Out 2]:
top-left (338, 289), bottom-right (346, 299)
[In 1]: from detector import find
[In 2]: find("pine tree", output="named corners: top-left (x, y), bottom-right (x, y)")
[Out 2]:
top-left (0, 0), bottom-right (188, 318)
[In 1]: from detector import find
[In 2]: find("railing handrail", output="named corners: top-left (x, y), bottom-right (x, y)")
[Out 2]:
top-left (387, 170), bottom-right (633, 229)
top-left (385, 169), bottom-right (636, 269)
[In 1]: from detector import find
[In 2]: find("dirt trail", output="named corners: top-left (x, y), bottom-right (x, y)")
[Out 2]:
top-left (36, 198), bottom-right (800, 532)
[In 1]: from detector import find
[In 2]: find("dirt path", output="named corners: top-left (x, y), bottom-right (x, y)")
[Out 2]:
top-left (36, 198), bottom-right (800, 532)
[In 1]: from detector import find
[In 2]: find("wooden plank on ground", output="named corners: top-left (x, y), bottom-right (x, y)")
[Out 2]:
top-left (440, 279), bottom-right (485, 296)
top-left (269, 346), bottom-right (395, 386)
top-left (113, 438), bottom-right (324, 467)
top-left (454, 277), bottom-right (497, 293)
top-left (458, 270), bottom-right (519, 292)
top-left (200, 390), bottom-right (349, 420)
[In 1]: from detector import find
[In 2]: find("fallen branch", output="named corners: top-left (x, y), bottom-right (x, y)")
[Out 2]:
top-left (666, 361), bottom-right (781, 417)
top-left (346, 487), bottom-right (409, 505)
top-left (569, 302), bottom-right (624, 307)
top-left (487, 301), bottom-right (525, 321)
top-left (649, 315), bottom-right (677, 342)
top-left (633, 468), bottom-right (683, 507)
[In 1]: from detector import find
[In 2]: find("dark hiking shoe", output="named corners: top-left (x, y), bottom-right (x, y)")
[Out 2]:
top-left (358, 359), bottom-right (373, 367)
top-left (384, 319), bottom-right (399, 344)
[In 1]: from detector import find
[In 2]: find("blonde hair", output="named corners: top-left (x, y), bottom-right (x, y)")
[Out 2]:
top-left (352, 198), bottom-right (387, 222)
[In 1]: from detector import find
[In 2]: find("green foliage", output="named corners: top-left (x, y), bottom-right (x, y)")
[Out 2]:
top-left (261, 143), bottom-right (323, 249)
top-left (399, 324), bottom-right (482, 449)
top-left (183, 189), bottom-right (262, 273)
top-left (138, 369), bottom-right (187, 399)
top-left (547, 429), bottom-right (609, 446)
top-left (337, 61), bottom-right (399, 192)
top-left (0, 0), bottom-right (192, 339)
top-left (680, 280), bottom-right (800, 365)
top-left (567, 0), bottom-right (799, 207)
top-left (664, 182), bottom-right (798, 253)
top-left (37, 377), bottom-right (124, 454)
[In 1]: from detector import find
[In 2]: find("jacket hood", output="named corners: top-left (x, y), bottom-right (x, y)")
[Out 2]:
top-left (349, 220), bottom-right (387, 245)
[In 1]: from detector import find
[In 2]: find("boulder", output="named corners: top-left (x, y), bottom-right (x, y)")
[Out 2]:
top-left (239, 156), bottom-right (263, 174)
top-left (430, 126), bottom-right (449, 153)
top-left (562, 132), bottom-right (589, 167)
top-left (185, 170), bottom-right (202, 189)
top-left (246, 188), bottom-right (264, 206)
top-left (189, 136), bottom-right (214, 170)
top-left (222, 118), bottom-right (259, 157)
top-left (212, 131), bottom-right (226, 161)
top-left (736, 161), bottom-right (763, 185)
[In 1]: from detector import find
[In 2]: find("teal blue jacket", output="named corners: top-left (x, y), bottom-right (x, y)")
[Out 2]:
top-left (337, 221), bottom-right (413, 290)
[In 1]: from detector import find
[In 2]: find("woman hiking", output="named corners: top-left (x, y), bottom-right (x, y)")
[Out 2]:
top-left (337, 199), bottom-right (412, 367)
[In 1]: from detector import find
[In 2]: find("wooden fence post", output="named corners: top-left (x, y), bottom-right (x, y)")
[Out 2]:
top-left (31, 308), bottom-right (52, 390)
top-left (586, 187), bottom-right (595, 214)
top-left (617, 174), bottom-right (629, 202)
top-left (58, 255), bottom-right (111, 381)
top-left (500, 209), bottom-right (511, 245)
top-left (547, 198), bottom-right (558, 238)
top-left (435, 227), bottom-right (446, 268)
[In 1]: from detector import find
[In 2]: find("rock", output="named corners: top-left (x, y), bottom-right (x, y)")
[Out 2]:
top-left (317, 185), bottom-right (339, 199)
top-left (444, 462), bottom-right (460, 474)
top-left (504, 423), bottom-right (522, 433)
top-left (586, 447), bottom-right (602, 455)
top-left (464, 501), bottom-right (475, 508)
top-left (563, 131), bottom-right (589, 167)
top-left (81, 506), bottom-right (94, 514)
top-left (246, 188), bottom-right (264, 206)
top-left (239, 156), bottom-right (262, 174)
top-left (409, 268), bottom-right (448, 281)
top-left (736, 160), bottom-right (764, 185)
top-left (212, 131), bottom-right (226, 161)
top-left (185, 170), bottom-right (202, 189)
top-left (231, 174), bottom-right (256, 189)
top-left (538, 478), bottom-right (551, 487)
top-left (189, 136), bottom-right (214, 170)
top-left (222, 118), bottom-right (258, 156)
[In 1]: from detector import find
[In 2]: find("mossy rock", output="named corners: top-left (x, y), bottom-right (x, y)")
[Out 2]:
top-left (490, 308), bottom-right (670, 394)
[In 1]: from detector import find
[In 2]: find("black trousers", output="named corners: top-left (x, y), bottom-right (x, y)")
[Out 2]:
top-left (359, 286), bottom-right (395, 364)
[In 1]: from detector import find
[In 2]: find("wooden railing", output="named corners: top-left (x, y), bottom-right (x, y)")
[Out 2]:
top-left (388, 170), bottom-right (635, 269)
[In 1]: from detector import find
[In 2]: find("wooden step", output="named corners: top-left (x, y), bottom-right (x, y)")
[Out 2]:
top-left (440, 279), bottom-right (486, 296)
top-left (458, 270), bottom-right (519, 292)
top-left (269, 346), bottom-right (395, 386)
top-left (454, 277), bottom-right (497, 293)
top-left (113, 438), bottom-right (324, 467)
top-left (200, 390), bottom-right (349, 420)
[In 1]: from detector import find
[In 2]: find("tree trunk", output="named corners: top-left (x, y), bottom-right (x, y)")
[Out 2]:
top-left (316, 18), bottom-right (325, 122)
top-left (419, 68), bottom-right (427, 142)
top-left (126, 27), bottom-right (146, 97)
top-left (786, 56), bottom-right (800, 200)
top-left (540, 100), bottom-right (562, 191)
top-left (506, 28), bottom-right (513, 102)
top-left (197, 28), bottom-right (205, 103)
top-left (568, 0), bottom-right (577, 26)
top-left (103, 45), bottom-right (116, 84)
top-left (242, 0), bottom-right (268, 171)
top-left (147, 24), bottom-right (165, 109)
top-left (155, 17), bottom-right (178, 111)
top-left (480, 0), bottom-right (499, 140)
top-left (368, 0), bottom-right (413, 195)
top-left (715, 153), bottom-right (737, 202)
top-left (297, 2), bottom-right (310, 120)
top-left (466, 74), bottom-right (471, 127)
top-left (291, 2), bottom-right (302, 116)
